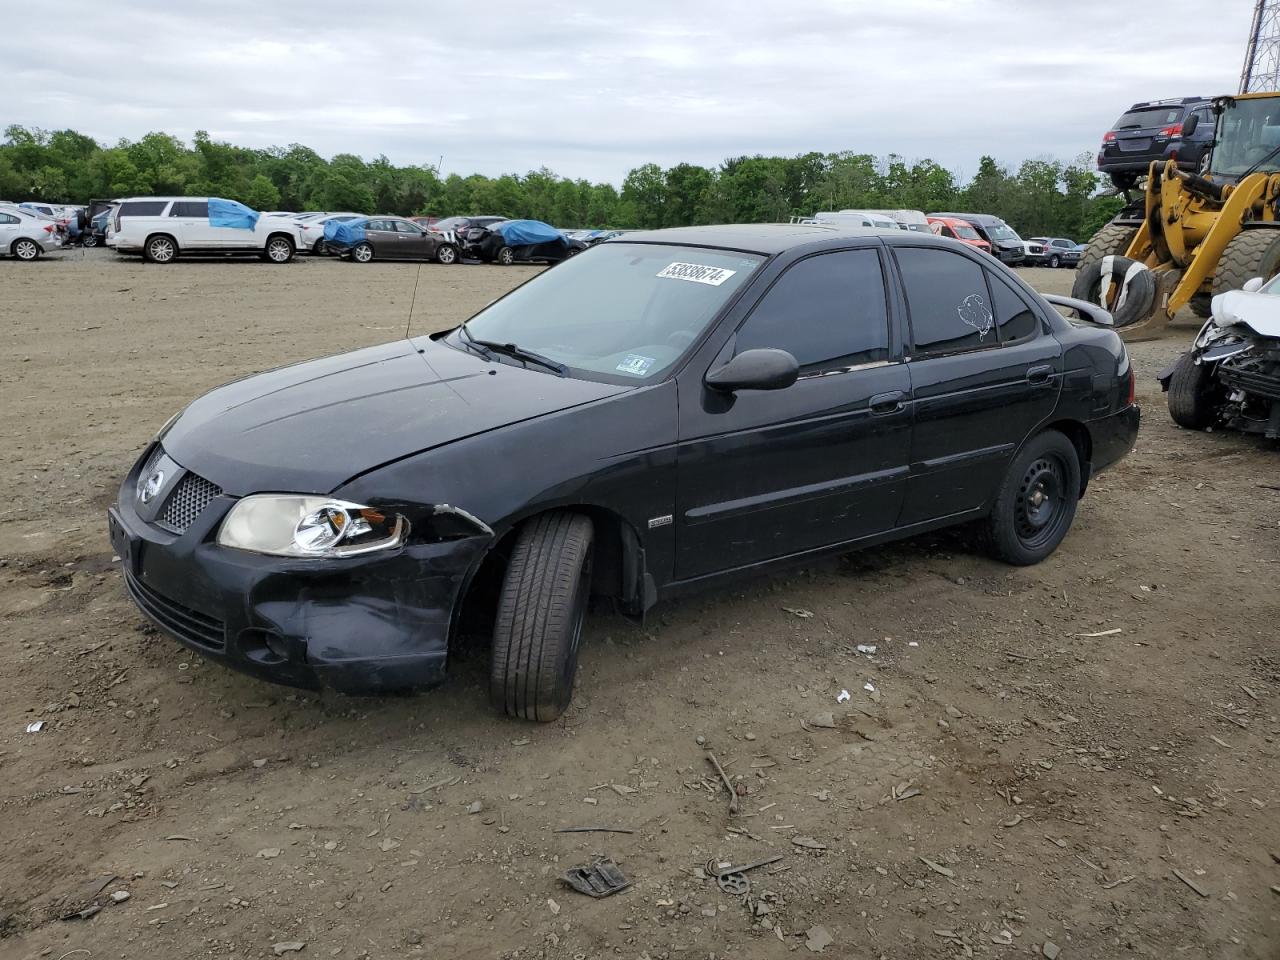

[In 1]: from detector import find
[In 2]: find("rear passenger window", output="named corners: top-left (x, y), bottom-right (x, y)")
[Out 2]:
top-left (734, 249), bottom-right (889, 370)
top-left (393, 220), bottom-right (421, 233)
top-left (118, 201), bottom-right (169, 217)
top-left (0, 213), bottom-right (17, 224)
top-left (896, 247), bottom-right (996, 356)
top-left (169, 201), bottom-right (209, 218)
top-left (988, 273), bottom-right (1042, 343)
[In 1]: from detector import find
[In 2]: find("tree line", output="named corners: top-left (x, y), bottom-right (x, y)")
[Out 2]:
top-left (0, 125), bottom-right (1121, 241)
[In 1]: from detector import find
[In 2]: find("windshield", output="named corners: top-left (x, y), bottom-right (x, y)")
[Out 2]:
top-left (447, 242), bottom-right (763, 384)
top-left (986, 223), bottom-right (1019, 241)
top-left (953, 224), bottom-right (982, 240)
top-left (1211, 96), bottom-right (1280, 177)
top-left (1113, 105), bottom-right (1185, 130)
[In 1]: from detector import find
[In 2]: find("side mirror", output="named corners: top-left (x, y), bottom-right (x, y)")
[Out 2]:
top-left (1243, 276), bottom-right (1266, 292)
top-left (705, 348), bottom-right (799, 393)
top-left (1181, 113), bottom-right (1199, 137)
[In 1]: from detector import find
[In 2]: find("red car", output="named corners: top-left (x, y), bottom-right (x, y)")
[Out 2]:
top-left (927, 216), bottom-right (992, 254)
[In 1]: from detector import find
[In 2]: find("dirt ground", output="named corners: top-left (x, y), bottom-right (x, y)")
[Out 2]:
top-left (1, 248), bottom-right (1278, 960)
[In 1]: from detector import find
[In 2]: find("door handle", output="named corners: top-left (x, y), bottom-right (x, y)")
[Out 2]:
top-left (869, 390), bottom-right (905, 415)
top-left (1026, 364), bottom-right (1053, 385)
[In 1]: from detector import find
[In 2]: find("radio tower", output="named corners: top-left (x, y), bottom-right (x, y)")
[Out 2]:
top-left (1241, 0), bottom-right (1280, 92)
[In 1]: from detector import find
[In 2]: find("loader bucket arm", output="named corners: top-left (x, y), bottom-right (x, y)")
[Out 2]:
top-left (1164, 171), bottom-right (1268, 315)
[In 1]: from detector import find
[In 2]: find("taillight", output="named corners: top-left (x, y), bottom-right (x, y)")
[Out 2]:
top-left (1102, 131), bottom-right (1116, 142)
top-left (114, 216), bottom-right (120, 231)
top-left (1126, 367), bottom-right (1136, 406)
top-left (44, 224), bottom-right (54, 233)
top-left (1159, 123), bottom-right (1183, 138)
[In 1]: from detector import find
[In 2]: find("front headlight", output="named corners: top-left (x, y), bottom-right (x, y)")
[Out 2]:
top-left (217, 495), bottom-right (409, 558)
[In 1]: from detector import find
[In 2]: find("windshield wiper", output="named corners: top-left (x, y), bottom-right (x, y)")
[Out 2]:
top-left (472, 339), bottom-right (568, 376)
top-left (456, 320), bottom-right (494, 360)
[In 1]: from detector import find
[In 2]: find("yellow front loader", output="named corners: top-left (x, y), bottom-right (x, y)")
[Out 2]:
top-left (1074, 92), bottom-right (1280, 339)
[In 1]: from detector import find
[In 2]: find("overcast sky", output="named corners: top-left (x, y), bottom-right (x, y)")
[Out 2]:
top-left (5, 0), bottom-right (1250, 185)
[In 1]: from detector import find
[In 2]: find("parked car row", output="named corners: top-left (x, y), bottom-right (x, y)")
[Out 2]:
top-left (0, 202), bottom-right (66, 260)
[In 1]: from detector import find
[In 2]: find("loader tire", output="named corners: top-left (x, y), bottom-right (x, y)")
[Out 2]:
top-left (1189, 294), bottom-right (1213, 318)
top-left (1075, 223), bottom-right (1138, 279)
top-left (1070, 254), bottom-right (1156, 328)
top-left (1167, 351), bottom-right (1217, 430)
top-left (1212, 229), bottom-right (1280, 297)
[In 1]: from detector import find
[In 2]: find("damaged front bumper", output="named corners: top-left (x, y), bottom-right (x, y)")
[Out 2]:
top-left (107, 467), bottom-right (492, 694)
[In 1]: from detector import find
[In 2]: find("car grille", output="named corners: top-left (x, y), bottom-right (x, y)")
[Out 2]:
top-left (124, 570), bottom-right (226, 651)
top-left (158, 471), bottom-right (222, 534)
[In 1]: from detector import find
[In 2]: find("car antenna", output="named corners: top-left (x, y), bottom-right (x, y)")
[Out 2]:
top-left (405, 259), bottom-right (423, 340)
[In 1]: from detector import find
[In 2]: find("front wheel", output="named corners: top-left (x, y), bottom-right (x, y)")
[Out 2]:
top-left (984, 431), bottom-right (1081, 566)
top-left (489, 512), bottom-right (594, 722)
top-left (1048, 254), bottom-right (1060, 269)
top-left (1167, 351), bottom-right (1217, 429)
top-left (496, 245), bottom-right (515, 266)
top-left (263, 236), bottom-right (294, 263)
top-left (83, 234), bottom-right (99, 248)
top-left (352, 242), bottom-right (374, 263)
top-left (435, 243), bottom-right (458, 265)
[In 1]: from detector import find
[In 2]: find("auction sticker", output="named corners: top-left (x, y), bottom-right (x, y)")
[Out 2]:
top-left (616, 354), bottom-right (656, 376)
top-left (657, 262), bottom-right (737, 286)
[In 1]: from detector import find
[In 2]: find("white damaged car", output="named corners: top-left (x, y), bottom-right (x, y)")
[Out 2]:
top-left (1160, 274), bottom-right (1280, 437)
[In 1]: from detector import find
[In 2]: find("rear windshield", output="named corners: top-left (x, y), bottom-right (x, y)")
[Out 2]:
top-left (1113, 105), bottom-right (1185, 130)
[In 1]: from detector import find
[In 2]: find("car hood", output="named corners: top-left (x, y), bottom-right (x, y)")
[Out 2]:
top-left (161, 337), bottom-right (629, 496)
top-left (1211, 290), bottom-right (1280, 339)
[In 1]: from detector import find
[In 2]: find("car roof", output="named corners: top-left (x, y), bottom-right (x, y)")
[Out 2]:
top-left (930, 212), bottom-right (1010, 226)
top-left (609, 223), bottom-right (908, 255)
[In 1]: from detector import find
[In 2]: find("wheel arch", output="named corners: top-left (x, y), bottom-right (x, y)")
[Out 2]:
top-left (1039, 419), bottom-right (1093, 497)
top-left (449, 502), bottom-right (650, 654)
top-left (11, 237), bottom-right (44, 255)
top-left (144, 231), bottom-right (179, 252)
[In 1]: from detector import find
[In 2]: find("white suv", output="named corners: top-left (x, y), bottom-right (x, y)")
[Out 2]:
top-left (111, 197), bottom-right (303, 264)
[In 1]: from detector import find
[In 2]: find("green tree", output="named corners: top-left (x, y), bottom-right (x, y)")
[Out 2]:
top-left (243, 173), bottom-right (281, 211)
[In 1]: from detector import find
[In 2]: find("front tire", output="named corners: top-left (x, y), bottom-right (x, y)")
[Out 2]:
top-left (83, 234), bottom-right (99, 248)
top-left (984, 431), bottom-right (1081, 566)
top-left (496, 245), bottom-right (515, 266)
top-left (263, 235), bottom-right (294, 263)
top-left (1048, 254), bottom-right (1061, 269)
top-left (436, 243), bottom-right (458, 265)
top-left (1167, 351), bottom-right (1217, 429)
top-left (489, 512), bottom-right (594, 722)
top-left (144, 234), bottom-right (177, 263)
top-left (12, 238), bottom-right (40, 261)
top-left (352, 242), bottom-right (374, 263)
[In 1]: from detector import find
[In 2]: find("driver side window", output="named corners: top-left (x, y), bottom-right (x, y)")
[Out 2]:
top-left (733, 249), bottom-right (890, 371)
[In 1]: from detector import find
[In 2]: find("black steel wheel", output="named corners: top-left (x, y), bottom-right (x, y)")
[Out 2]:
top-left (984, 431), bottom-right (1081, 565)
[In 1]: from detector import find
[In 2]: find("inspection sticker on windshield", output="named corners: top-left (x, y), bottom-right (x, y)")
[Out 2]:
top-left (616, 354), bottom-right (656, 376)
top-left (657, 262), bottom-right (737, 286)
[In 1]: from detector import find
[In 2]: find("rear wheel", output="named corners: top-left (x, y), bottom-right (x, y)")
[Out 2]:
top-left (313, 239), bottom-right (327, 256)
top-left (352, 242), bottom-right (374, 263)
top-left (436, 243), bottom-right (458, 265)
top-left (144, 234), bottom-right (177, 263)
top-left (984, 431), bottom-right (1081, 566)
top-left (83, 234), bottom-right (99, 248)
top-left (1048, 254), bottom-right (1061, 268)
top-left (1212, 229), bottom-right (1280, 296)
top-left (12, 238), bottom-right (40, 261)
top-left (496, 246), bottom-right (515, 266)
top-left (1109, 172), bottom-right (1139, 191)
top-left (1167, 351), bottom-right (1218, 429)
top-left (489, 512), bottom-right (594, 722)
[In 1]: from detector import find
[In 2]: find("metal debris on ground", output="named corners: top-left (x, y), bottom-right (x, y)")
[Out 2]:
top-left (919, 857), bottom-right (955, 878)
top-left (805, 924), bottom-right (834, 952)
top-left (782, 607), bottom-right (814, 618)
top-left (791, 836), bottom-right (827, 851)
top-left (836, 689), bottom-right (850, 703)
top-left (25, 721), bottom-right (45, 733)
top-left (1077, 628), bottom-right (1122, 637)
top-left (855, 644), bottom-right (877, 655)
top-left (716, 872), bottom-right (750, 895)
top-left (1172, 868), bottom-right (1210, 898)
top-left (552, 826), bottom-right (636, 834)
top-left (560, 858), bottom-right (630, 898)
top-left (705, 752), bottom-right (740, 814)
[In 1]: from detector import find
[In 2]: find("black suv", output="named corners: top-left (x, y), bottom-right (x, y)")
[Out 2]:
top-left (1096, 97), bottom-right (1214, 190)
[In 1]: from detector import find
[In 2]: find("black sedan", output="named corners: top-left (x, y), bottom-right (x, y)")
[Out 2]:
top-left (108, 225), bottom-right (1139, 721)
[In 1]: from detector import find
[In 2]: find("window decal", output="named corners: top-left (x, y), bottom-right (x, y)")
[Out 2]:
top-left (957, 294), bottom-right (994, 338)
top-left (615, 354), bottom-right (656, 376)
top-left (657, 262), bottom-right (737, 286)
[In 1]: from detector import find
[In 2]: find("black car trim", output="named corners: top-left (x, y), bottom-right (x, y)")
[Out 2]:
top-left (913, 442), bottom-right (1016, 472)
top-left (124, 569), bottom-right (226, 651)
top-left (684, 464), bottom-right (910, 524)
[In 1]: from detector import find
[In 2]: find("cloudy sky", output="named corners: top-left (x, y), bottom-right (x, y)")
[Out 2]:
top-left (6, 0), bottom-right (1249, 184)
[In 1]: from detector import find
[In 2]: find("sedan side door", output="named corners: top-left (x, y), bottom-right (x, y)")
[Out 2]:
top-left (0, 211), bottom-right (20, 250)
top-left (364, 219), bottom-right (400, 258)
top-left (674, 246), bottom-right (913, 581)
top-left (892, 244), bottom-right (1062, 526)
top-left (392, 219), bottom-right (431, 259)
